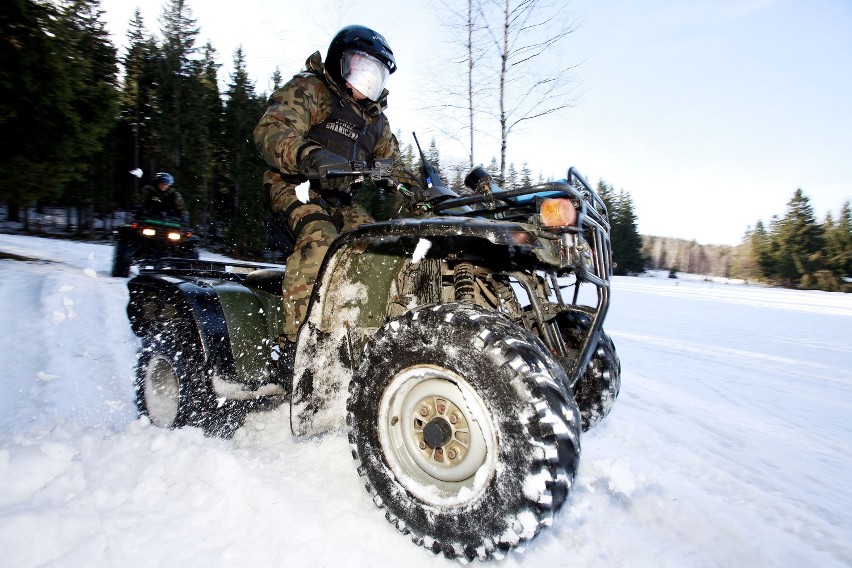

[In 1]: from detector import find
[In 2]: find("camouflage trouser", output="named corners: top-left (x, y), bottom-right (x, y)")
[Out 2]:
top-left (271, 184), bottom-right (374, 342)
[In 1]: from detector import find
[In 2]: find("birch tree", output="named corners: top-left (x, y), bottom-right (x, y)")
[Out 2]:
top-left (482, 0), bottom-right (578, 183)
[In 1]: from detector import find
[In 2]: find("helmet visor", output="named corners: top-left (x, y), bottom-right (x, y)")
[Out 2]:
top-left (341, 50), bottom-right (390, 101)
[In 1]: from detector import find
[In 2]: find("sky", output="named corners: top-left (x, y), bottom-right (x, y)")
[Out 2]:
top-left (1, 232), bottom-right (851, 565)
top-left (99, 0), bottom-right (852, 246)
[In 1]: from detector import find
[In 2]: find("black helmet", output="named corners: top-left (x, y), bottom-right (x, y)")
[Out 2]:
top-left (326, 25), bottom-right (396, 99)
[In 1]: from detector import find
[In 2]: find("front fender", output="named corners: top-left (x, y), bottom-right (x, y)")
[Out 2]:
top-left (290, 216), bottom-right (554, 436)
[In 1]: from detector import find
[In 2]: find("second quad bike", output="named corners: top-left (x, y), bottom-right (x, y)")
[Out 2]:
top-left (125, 155), bottom-right (621, 561)
top-left (111, 215), bottom-right (200, 277)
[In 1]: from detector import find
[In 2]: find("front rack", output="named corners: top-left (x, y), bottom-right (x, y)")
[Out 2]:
top-left (431, 167), bottom-right (613, 288)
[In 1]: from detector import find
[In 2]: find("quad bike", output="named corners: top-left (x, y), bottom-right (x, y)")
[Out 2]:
top-left (111, 215), bottom-right (200, 277)
top-left (125, 154), bottom-right (620, 561)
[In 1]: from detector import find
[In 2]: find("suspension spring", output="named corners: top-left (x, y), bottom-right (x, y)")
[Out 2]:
top-left (453, 262), bottom-right (476, 302)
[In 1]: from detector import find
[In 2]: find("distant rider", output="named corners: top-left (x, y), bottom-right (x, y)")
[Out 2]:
top-left (134, 172), bottom-right (189, 223)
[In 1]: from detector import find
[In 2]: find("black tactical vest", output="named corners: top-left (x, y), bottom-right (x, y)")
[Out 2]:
top-left (144, 188), bottom-right (179, 216)
top-left (305, 87), bottom-right (386, 163)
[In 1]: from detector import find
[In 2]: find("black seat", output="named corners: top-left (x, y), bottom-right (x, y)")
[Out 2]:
top-left (244, 269), bottom-right (286, 295)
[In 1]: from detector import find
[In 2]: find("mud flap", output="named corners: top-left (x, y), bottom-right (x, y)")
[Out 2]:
top-left (289, 321), bottom-right (356, 436)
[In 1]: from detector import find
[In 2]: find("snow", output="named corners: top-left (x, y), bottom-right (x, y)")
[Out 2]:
top-left (295, 180), bottom-right (311, 204)
top-left (412, 237), bottom-right (432, 263)
top-left (1, 233), bottom-right (851, 567)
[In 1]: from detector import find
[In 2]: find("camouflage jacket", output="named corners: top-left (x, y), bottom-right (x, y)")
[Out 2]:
top-left (253, 51), bottom-right (420, 208)
top-left (133, 185), bottom-right (188, 221)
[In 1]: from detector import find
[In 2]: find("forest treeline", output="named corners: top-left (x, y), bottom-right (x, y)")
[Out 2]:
top-left (2, 0), bottom-right (272, 252)
top-left (644, 190), bottom-right (851, 292)
top-left (2, 1), bottom-right (847, 291)
top-left (0, 0), bottom-right (646, 263)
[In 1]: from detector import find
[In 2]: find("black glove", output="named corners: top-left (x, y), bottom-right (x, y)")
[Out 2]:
top-left (299, 149), bottom-right (353, 191)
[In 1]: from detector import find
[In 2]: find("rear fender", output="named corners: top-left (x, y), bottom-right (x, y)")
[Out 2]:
top-left (128, 273), bottom-right (283, 387)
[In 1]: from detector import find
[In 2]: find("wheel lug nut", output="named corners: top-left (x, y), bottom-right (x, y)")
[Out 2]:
top-left (447, 449), bottom-right (457, 460)
top-left (419, 441), bottom-right (426, 450)
top-left (449, 414), bottom-right (458, 424)
top-left (419, 406), bottom-right (429, 416)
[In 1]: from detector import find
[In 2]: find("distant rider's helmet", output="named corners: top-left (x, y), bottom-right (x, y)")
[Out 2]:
top-left (155, 172), bottom-right (174, 188)
top-left (325, 25), bottom-right (396, 102)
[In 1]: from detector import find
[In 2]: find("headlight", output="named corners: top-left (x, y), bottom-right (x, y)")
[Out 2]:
top-left (142, 228), bottom-right (156, 236)
top-left (539, 198), bottom-right (577, 227)
top-left (167, 232), bottom-right (181, 240)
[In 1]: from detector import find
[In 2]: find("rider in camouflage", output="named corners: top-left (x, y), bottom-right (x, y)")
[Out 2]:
top-left (254, 25), bottom-right (419, 360)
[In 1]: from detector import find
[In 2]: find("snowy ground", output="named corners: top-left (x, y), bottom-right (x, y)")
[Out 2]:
top-left (1, 233), bottom-right (850, 567)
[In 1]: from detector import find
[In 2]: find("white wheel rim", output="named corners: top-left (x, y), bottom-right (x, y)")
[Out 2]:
top-left (144, 354), bottom-right (180, 427)
top-left (377, 365), bottom-right (497, 506)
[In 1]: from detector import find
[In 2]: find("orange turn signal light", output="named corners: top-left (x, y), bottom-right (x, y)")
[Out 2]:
top-left (540, 198), bottom-right (577, 227)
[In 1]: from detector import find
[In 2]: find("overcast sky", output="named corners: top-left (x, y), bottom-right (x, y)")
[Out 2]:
top-left (100, 0), bottom-right (852, 246)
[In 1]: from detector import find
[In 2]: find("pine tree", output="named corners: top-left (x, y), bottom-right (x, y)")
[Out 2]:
top-left (824, 201), bottom-right (852, 278)
top-left (734, 224), bottom-right (768, 281)
top-left (611, 190), bottom-right (645, 275)
top-left (222, 47), bottom-right (267, 254)
top-left (427, 138), bottom-right (448, 186)
top-left (486, 157), bottom-right (500, 185)
top-left (119, 10), bottom-right (159, 207)
top-left (771, 188), bottom-right (825, 287)
top-left (0, 0), bottom-right (71, 222)
top-left (506, 163), bottom-right (518, 190)
top-left (595, 180), bottom-right (643, 275)
top-left (596, 180), bottom-right (615, 215)
top-left (520, 162), bottom-right (533, 188)
top-left (270, 67), bottom-right (283, 92)
top-left (155, 0), bottom-right (199, 173)
top-left (54, 0), bottom-right (121, 234)
top-left (181, 41), bottom-right (224, 228)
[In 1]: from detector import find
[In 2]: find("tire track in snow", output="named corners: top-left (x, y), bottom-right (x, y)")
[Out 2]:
top-left (613, 278), bottom-right (852, 317)
top-left (576, 368), bottom-right (852, 568)
top-left (610, 330), bottom-right (852, 386)
top-left (1, 247), bottom-right (137, 431)
top-left (0, 260), bottom-right (56, 430)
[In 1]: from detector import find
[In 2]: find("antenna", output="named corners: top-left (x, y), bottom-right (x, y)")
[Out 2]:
top-left (412, 132), bottom-right (434, 189)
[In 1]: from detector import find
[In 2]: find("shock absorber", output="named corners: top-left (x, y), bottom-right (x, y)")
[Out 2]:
top-left (453, 262), bottom-right (476, 303)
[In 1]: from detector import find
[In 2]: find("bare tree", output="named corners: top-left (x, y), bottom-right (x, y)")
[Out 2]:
top-left (429, 0), bottom-right (494, 168)
top-left (479, 0), bottom-right (579, 182)
top-left (432, 0), bottom-right (579, 181)
top-left (466, 0), bottom-right (475, 167)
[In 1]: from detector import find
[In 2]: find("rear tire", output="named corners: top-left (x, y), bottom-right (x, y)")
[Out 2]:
top-left (347, 303), bottom-right (581, 561)
top-left (555, 310), bottom-right (621, 431)
top-left (134, 321), bottom-right (246, 437)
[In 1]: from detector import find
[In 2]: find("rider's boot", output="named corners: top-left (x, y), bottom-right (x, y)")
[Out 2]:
top-left (269, 335), bottom-right (296, 397)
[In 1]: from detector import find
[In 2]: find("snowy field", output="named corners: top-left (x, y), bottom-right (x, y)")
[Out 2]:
top-left (1, 233), bottom-right (850, 567)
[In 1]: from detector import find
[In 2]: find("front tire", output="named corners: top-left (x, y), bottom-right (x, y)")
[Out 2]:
top-left (347, 303), bottom-right (581, 561)
top-left (111, 240), bottom-right (133, 277)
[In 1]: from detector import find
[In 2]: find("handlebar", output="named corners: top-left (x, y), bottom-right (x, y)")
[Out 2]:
top-left (324, 160), bottom-right (394, 181)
